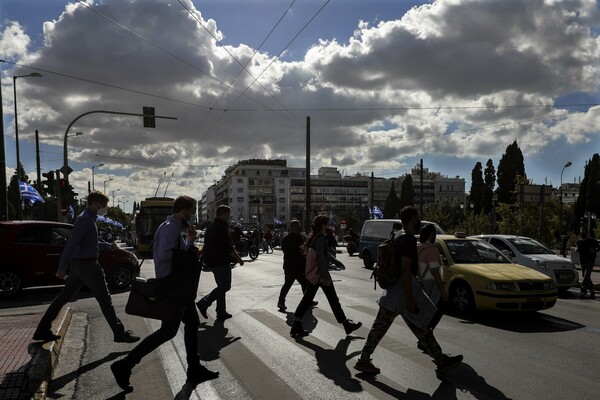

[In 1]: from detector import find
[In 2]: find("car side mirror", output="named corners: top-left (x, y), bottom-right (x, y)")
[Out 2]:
top-left (500, 249), bottom-right (514, 259)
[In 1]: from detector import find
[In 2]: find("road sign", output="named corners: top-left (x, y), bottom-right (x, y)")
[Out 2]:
top-left (518, 184), bottom-right (552, 203)
top-left (60, 165), bottom-right (73, 176)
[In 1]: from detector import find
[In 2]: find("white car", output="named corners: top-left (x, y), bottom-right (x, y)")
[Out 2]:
top-left (472, 235), bottom-right (579, 293)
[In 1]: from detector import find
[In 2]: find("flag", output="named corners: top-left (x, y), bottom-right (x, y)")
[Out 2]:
top-left (273, 217), bottom-right (282, 225)
top-left (19, 181), bottom-right (45, 205)
top-left (373, 206), bottom-right (384, 219)
top-left (68, 205), bottom-right (75, 219)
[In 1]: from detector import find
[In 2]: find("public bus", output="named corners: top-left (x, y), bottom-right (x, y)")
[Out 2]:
top-left (134, 197), bottom-right (174, 254)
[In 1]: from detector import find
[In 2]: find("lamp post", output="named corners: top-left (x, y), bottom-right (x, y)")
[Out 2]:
top-left (92, 163), bottom-right (104, 191)
top-left (13, 72), bottom-right (43, 219)
top-left (560, 161), bottom-right (572, 256)
top-left (103, 178), bottom-right (113, 193)
top-left (112, 188), bottom-right (120, 207)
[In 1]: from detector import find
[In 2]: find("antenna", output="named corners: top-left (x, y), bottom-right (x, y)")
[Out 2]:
top-left (163, 173), bottom-right (174, 197)
top-left (154, 172), bottom-right (166, 197)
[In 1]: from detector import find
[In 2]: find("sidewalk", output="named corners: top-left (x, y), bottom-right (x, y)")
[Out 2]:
top-left (0, 308), bottom-right (72, 400)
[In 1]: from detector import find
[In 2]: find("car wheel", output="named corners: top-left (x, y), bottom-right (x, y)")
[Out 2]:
top-left (362, 251), bottom-right (374, 269)
top-left (451, 282), bottom-right (475, 313)
top-left (0, 270), bottom-right (22, 297)
top-left (249, 246), bottom-right (259, 260)
top-left (111, 265), bottom-right (134, 290)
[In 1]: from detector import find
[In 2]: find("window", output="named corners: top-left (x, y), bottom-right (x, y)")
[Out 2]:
top-left (279, 197), bottom-right (285, 203)
top-left (237, 197), bottom-right (244, 203)
top-left (237, 178), bottom-right (243, 183)
top-left (279, 188), bottom-right (285, 194)
top-left (237, 188), bottom-right (244, 193)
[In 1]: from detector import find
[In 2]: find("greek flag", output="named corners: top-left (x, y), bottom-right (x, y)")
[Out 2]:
top-left (373, 206), bottom-right (384, 219)
top-left (19, 181), bottom-right (45, 205)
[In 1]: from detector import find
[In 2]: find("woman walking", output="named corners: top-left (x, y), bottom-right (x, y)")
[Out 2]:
top-left (290, 215), bottom-right (361, 337)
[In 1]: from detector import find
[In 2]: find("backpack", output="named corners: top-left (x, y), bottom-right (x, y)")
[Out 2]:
top-left (371, 230), bottom-right (400, 289)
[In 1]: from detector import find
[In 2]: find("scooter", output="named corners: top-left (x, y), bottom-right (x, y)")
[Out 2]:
top-left (235, 237), bottom-right (259, 260)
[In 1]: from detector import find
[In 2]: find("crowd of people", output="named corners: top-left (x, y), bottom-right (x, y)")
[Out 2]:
top-left (32, 192), bottom-right (466, 393)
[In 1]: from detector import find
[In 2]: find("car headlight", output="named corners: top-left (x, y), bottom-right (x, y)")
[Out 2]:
top-left (532, 259), bottom-right (550, 271)
top-left (543, 280), bottom-right (555, 290)
top-left (486, 282), bottom-right (516, 291)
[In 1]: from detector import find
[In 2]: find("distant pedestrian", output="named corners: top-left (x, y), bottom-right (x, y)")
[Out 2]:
top-left (196, 205), bottom-right (244, 320)
top-left (278, 220), bottom-right (313, 311)
top-left (326, 227), bottom-right (345, 270)
top-left (576, 227), bottom-right (598, 299)
top-left (290, 215), bottom-right (361, 337)
top-left (264, 228), bottom-right (274, 253)
top-left (111, 195), bottom-right (218, 393)
top-left (32, 191), bottom-right (139, 344)
top-left (417, 223), bottom-right (448, 341)
top-left (354, 206), bottom-right (462, 375)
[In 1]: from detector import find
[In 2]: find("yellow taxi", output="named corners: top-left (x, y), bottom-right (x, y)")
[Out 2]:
top-left (435, 234), bottom-right (558, 312)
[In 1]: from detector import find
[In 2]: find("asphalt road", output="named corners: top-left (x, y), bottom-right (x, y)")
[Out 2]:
top-left (2, 249), bottom-right (599, 400)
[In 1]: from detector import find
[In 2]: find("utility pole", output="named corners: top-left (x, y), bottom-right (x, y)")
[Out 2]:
top-left (420, 158), bottom-right (424, 218)
top-left (35, 130), bottom-right (41, 191)
top-left (370, 172), bottom-right (374, 218)
top-left (305, 116), bottom-right (311, 233)
top-left (0, 70), bottom-right (7, 220)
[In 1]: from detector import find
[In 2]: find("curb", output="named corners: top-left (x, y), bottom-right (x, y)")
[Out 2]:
top-left (24, 307), bottom-right (73, 400)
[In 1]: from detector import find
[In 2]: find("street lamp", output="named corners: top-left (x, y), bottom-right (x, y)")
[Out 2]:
top-left (91, 163), bottom-right (104, 191)
top-left (112, 188), bottom-right (121, 207)
top-left (13, 72), bottom-right (43, 219)
top-left (559, 161), bottom-right (572, 256)
top-left (103, 178), bottom-right (113, 193)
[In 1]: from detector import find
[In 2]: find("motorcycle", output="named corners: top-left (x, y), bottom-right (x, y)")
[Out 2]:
top-left (344, 234), bottom-right (358, 256)
top-left (234, 237), bottom-right (259, 260)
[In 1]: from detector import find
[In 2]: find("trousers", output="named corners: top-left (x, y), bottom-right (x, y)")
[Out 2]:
top-left (294, 281), bottom-right (346, 323)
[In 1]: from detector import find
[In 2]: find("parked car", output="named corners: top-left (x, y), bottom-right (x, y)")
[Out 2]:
top-left (436, 234), bottom-right (557, 312)
top-left (473, 234), bottom-right (579, 293)
top-left (358, 219), bottom-right (444, 269)
top-left (0, 221), bottom-right (140, 297)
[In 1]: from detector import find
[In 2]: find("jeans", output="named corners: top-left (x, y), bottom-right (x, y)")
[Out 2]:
top-left (293, 281), bottom-right (346, 323)
top-left (278, 269), bottom-right (307, 304)
top-left (35, 259), bottom-right (124, 337)
top-left (581, 262), bottom-right (595, 294)
top-left (198, 264), bottom-right (232, 316)
top-left (126, 296), bottom-right (199, 368)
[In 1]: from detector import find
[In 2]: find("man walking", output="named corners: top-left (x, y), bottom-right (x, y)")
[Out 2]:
top-left (33, 191), bottom-right (139, 343)
top-left (197, 205), bottom-right (244, 320)
top-left (576, 227), bottom-right (598, 299)
top-left (111, 195), bottom-right (218, 392)
top-left (277, 220), bottom-right (309, 311)
top-left (354, 206), bottom-right (462, 375)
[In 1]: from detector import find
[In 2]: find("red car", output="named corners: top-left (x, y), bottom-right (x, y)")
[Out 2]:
top-left (0, 221), bottom-right (140, 297)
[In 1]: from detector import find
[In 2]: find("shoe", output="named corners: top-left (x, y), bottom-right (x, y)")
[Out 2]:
top-left (311, 301), bottom-right (318, 307)
top-left (343, 319), bottom-right (362, 335)
top-left (196, 301), bottom-right (208, 319)
top-left (187, 364), bottom-right (219, 383)
top-left (32, 331), bottom-right (61, 342)
top-left (290, 321), bottom-right (309, 337)
top-left (114, 330), bottom-right (140, 343)
top-left (354, 358), bottom-right (380, 374)
top-left (111, 359), bottom-right (133, 393)
top-left (277, 301), bottom-right (286, 311)
top-left (216, 312), bottom-right (232, 321)
top-left (435, 354), bottom-right (463, 374)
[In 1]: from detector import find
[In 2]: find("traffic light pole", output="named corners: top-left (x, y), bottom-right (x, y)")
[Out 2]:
top-left (62, 109), bottom-right (177, 188)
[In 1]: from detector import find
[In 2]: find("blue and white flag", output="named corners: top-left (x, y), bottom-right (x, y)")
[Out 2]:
top-left (19, 181), bottom-right (45, 205)
top-left (68, 205), bottom-right (75, 219)
top-left (373, 206), bottom-right (384, 219)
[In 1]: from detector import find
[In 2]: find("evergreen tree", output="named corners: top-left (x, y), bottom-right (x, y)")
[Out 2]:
top-left (400, 175), bottom-right (415, 207)
top-left (383, 182), bottom-right (401, 218)
top-left (483, 159), bottom-right (496, 213)
top-left (585, 153), bottom-right (600, 218)
top-left (496, 140), bottom-right (526, 204)
top-left (470, 162), bottom-right (484, 215)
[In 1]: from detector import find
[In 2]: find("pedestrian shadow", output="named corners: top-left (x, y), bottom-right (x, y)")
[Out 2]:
top-left (197, 319), bottom-right (241, 361)
top-left (46, 350), bottom-right (129, 395)
top-left (356, 362), bottom-right (510, 400)
top-left (294, 336), bottom-right (363, 393)
top-left (284, 310), bottom-right (318, 333)
top-left (172, 374), bottom-right (219, 400)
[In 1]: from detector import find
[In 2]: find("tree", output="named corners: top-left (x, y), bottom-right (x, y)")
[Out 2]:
top-left (576, 153), bottom-right (600, 232)
top-left (496, 140), bottom-right (526, 204)
top-left (470, 162), bottom-right (484, 215)
top-left (483, 159), bottom-right (496, 213)
top-left (400, 175), bottom-right (415, 208)
top-left (383, 182), bottom-right (401, 218)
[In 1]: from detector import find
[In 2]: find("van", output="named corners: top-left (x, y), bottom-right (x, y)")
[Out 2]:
top-left (358, 219), bottom-right (444, 268)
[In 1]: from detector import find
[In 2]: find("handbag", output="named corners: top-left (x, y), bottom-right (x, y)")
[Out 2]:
top-left (125, 277), bottom-right (173, 321)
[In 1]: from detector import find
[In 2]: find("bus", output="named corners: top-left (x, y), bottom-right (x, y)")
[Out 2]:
top-left (134, 197), bottom-right (174, 254)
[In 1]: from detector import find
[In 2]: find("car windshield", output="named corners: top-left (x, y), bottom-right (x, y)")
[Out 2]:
top-left (507, 238), bottom-right (553, 255)
top-left (445, 240), bottom-right (511, 264)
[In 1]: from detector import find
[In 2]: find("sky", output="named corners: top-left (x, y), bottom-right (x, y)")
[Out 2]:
top-left (1, 0), bottom-right (600, 214)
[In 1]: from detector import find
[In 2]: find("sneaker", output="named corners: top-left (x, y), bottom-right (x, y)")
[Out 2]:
top-left (110, 359), bottom-right (133, 393)
top-left (290, 321), bottom-right (309, 337)
top-left (216, 312), bottom-right (232, 321)
top-left (32, 331), bottom-right (61, 342)
top-left (435, 354), bottom-right (463, 374)
top-left (187, 364), bottom-right (219, 383)
top-left (277, 301), bottom-right (287, 311)
top-left (196, 301), bottom-right (208, 319)
top-left (114, 330), bottom-right (140, 343)
top-left (343, 319), bottom-right (362, 335)
top-left (354, 358), bottom-right (380, 374)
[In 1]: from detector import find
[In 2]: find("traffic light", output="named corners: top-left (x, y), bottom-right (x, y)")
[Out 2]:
top-left (143, 106), bottom-right (156, 128)
top-left (42, 171), bottom-right (55, 196)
